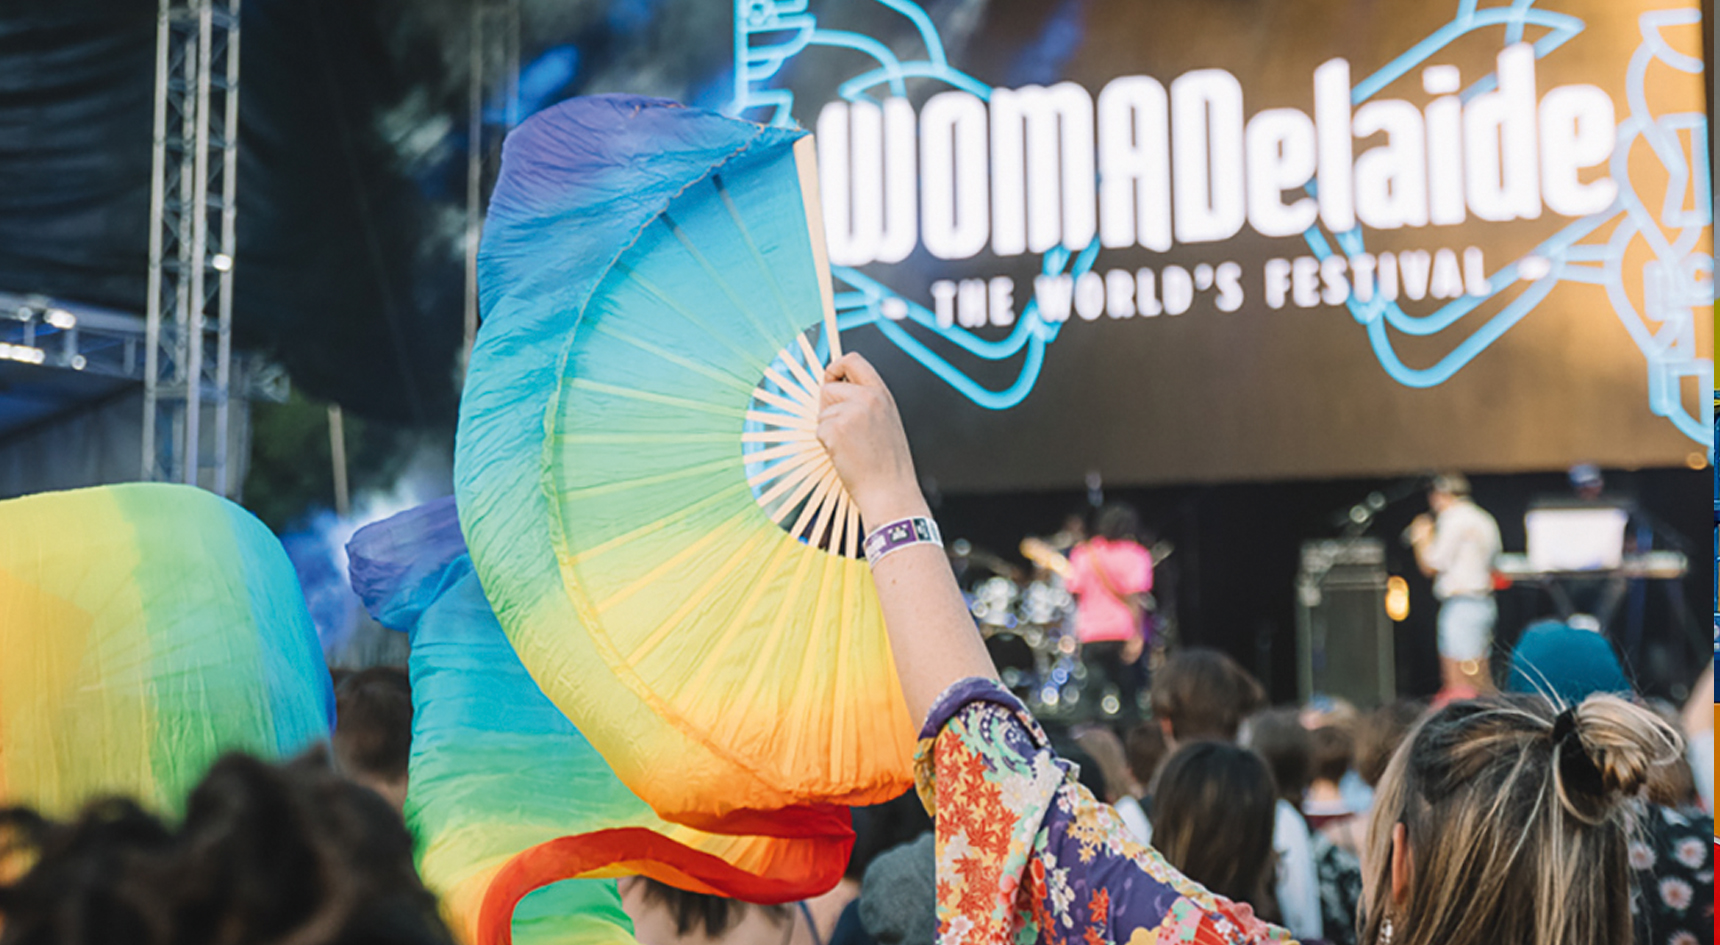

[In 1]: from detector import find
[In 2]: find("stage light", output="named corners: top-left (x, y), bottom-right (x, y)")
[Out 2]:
top-left (1385, 574), bottom-right (1410, 621)
top-left (0, 343), bottom-right (46, 365)
top-left (211, 253), bottom-right (233, 272)
top-left (1685, 451), bottom-right (1707, 470)
top-left (43, 309), bottom-right (75, 330)
top-left (69, 354), bottom-right (86, 371)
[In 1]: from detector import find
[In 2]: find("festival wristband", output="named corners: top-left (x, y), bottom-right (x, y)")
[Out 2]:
top-left (863, 516), bottom-right (943, 567)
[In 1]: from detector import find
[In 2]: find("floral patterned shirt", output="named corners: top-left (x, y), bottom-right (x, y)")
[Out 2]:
top-left (914, 678), bottom-right (1300, 945)
top-left (1626, 805), bottom-right (1712, 945)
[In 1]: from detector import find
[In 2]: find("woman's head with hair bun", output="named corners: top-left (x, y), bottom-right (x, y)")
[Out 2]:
top-left (1357, 692), bottom-right (1682, 945)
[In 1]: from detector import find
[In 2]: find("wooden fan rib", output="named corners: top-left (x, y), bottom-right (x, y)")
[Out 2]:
top-left (592, 507), bottom-right (753, 616)
top-left (831, 562), bottom-right (858, 781)
top-left (590, 321), bottom-right (758, 397)
top-left (749, 385), bottom-right (813, 419)
top-left (752, 452), bottom-right (826, 511)
top-left (558, 432), bottom-right (733, 446)
top-left (760, 365), bottom-right (817, 408)
top-left (623, 528), bottom-right (772, 666)
top-left (738, 439), bottom-right (817, 469)
top-left (761, 455), bottom-right (832, 522)
top-left (795, 334), bottom-right (825, 380)
top-left (609, 262), bottom-right (771, 373)
top-left (791, 136), bottom-right (843, 362)
top-left (786, 465), bottom-right (840, 543)
top-left (743, 409), bottom-right (816, 432)
top-left (746, 446), bottom-right (824, 489)
top-left (710, 175), bottom-right (807, 339)
top-left (569, 378), bottom-right (747, 420)
top-left (808, 481), bottom-right (844, 551)
top-left (570, 481), bottom-right (751, 567)
top-left (779, 343), bottom-right (825, 402)
top-left (779, 551), bottom-right (841, 779)
top-left (558, 454), bottom-right (741, 502)
top-left (724, 546), bottom-right (817, 738)
top-left (661, 214), bottom-right (785, 357)
top-left (828, 492), bottom-right (853, 556)
top-left (677, 537), bottom-right (801, 703)
top-left (740, 429), bottom-right (815, 445)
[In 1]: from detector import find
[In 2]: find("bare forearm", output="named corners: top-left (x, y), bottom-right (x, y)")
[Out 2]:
top-left (1684, 664), bottom-right (1712, 736)
top-left (814, 352), bottom-right (999, 731)
top-left (863, 492), bottom-right (998, 727)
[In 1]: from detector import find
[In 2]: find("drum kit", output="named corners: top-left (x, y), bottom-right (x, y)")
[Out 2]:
top-left (950, 533), bottom-right (1173, 721)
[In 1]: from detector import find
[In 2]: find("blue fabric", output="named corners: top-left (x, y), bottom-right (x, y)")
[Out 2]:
top-left (345, 495), bottom-right (466, 632)
top-left (455, 97), bottom-right (803, 685)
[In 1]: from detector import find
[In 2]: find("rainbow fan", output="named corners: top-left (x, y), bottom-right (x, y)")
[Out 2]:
top-left (456, 95), bottom-right (914, 834)
top-left (0, 483), bottom-right (333, 817)
top-left (348, 499), bottom-right (849, 945)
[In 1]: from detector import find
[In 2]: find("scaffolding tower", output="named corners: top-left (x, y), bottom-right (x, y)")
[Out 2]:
top-left (144, 0), bottom-right (241, 494)
top-left (462, 0), bottom-right (521, 366)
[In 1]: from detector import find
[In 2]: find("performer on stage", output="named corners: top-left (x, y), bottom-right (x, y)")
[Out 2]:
top-left (1407, 472), bottom-right (1501, 699)
top-left (1068, 503), bottom-right (1154, 717)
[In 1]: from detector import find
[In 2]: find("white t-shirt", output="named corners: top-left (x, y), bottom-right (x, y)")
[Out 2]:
top-left (1425, 499), bottom-right (1501, 600)
top-left (1114, 795), bottom-right (1152, 846)
top-left (1273, 799), bottom-right (1322, 940)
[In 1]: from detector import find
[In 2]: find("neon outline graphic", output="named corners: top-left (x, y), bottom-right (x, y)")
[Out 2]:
top-left (726, 0), bottom-right (1713, 447)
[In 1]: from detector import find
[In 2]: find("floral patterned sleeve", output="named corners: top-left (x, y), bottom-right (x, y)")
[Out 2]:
top-left (914, 678), bottom-right (1301, 945)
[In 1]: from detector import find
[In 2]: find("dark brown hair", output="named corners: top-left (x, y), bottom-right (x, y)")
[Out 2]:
top-left (1124, 721), bottom-right (1169, 788)
top-left (1150, 741), bottom-right (1279, 921)
top-left (1245, 708), bottom-right (1312, 806)
top-left (1308, 724), bottom-right (1354, 786)
top-left (632, 877), bottom-right (790, 939)
top-left (0, 752), bottom-right (451, 945)
top-left (1354, 700), bottom-right (1425, 788)
top-left (1149, 649), bottom-right (1264, 743)
top-left (332, 666), bottom-right (413, 784)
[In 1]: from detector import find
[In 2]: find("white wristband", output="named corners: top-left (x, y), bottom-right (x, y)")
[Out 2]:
top-left (863, 516), bottom-right (943, 567)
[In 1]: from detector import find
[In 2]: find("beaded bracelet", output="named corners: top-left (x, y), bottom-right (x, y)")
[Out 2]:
top-left (862, 516), bottom-right (943, 567)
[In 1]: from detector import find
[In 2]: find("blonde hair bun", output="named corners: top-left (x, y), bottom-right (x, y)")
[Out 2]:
top-left (1556, 694), bottom-right (1682, 824)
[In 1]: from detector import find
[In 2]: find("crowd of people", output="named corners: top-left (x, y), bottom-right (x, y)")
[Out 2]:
top-left (1, 354), bottom-right (1713, 945)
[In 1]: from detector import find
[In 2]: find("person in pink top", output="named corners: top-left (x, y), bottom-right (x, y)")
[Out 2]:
top-left (1067, 503), bottom-right (1154, 717)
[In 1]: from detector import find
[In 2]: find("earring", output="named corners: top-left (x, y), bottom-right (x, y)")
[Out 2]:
top-left (1380, 916), bottom-right (1395, 944)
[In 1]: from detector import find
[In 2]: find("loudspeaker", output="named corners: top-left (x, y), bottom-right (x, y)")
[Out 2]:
top-left (1297, 538), bottom-right (1395, 708)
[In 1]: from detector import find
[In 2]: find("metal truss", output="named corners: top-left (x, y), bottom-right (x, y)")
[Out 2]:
top-left (144, 0), bottom-right (241, 494)
top-left (462, 0), bottom-right (520, 365)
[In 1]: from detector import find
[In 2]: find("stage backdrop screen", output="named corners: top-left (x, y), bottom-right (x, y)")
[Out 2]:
top-left (723, 0), bottom-right (1713, 490)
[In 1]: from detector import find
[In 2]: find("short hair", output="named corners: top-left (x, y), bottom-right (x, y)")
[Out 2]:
top-left (1124, 721), bottom-right (1169, 788)
top-left (1244, 708), bottom-right (1312, 804)
top-left (1429, 471), bottom-right (1471, 498)
top-left (1149, 648), bottom-right (1265, 743)
top-left (1354, 700), bottom-right (1426, 788)
top-left (1072, 725), bottom-right (1137, 803)
top-left (1094, 503), bottom-right (1140, 542)
top-left (1308, 724), bottom-right (1354, 785)
top-left (634, 878), bottom-right (789, 938)
top-left (332, 666), bottom-right (413, 784)
top-left (1150, 741), bottom-right (1279, 922)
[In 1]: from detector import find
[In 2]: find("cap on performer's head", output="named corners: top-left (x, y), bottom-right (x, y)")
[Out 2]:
top-left (1568, 463), bottom-right (1604, 497)
top-left (1506, 621), bottom-right (1630, 706)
